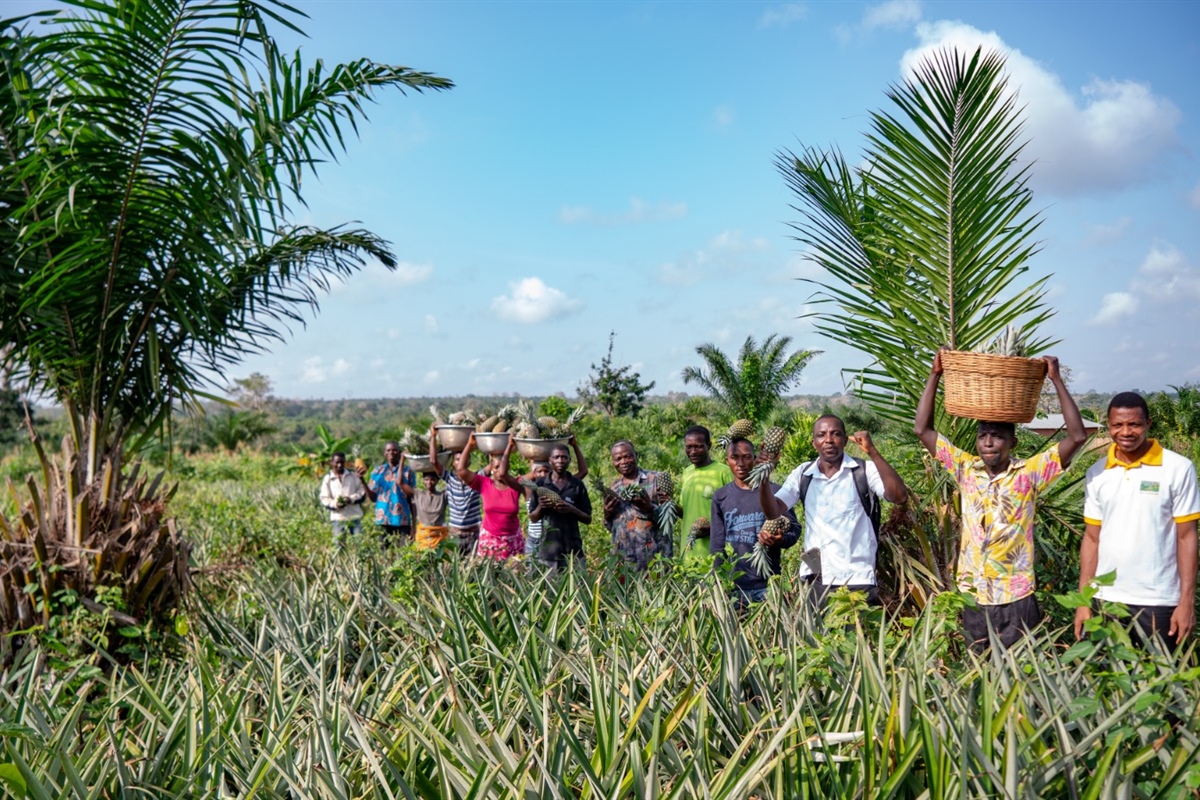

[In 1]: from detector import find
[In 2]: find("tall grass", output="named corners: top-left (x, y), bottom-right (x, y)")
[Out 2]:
top-left (2, 552), bottom-right (1197, 798)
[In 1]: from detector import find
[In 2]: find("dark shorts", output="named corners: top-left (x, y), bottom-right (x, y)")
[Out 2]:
top-left (962, 595), bottom-right (1042, 652)
top-left (379, 525), bottom-right (411, 546)
top-left (451, 526), bottom-right (480, 556)
top-left (1113, 604), bottom-right (1178, 653)
top-left (805, 579), bottom-right (881, 609)
top-left (537, 528), bottom-right (585, 571)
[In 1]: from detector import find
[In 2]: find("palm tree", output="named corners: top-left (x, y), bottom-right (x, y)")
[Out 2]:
top-left (0, 1), bottom-right (451, 635)
top-left (777, 47), bottom-right (1052, 448)
top-left (680, 335), bottom-right (820, 425)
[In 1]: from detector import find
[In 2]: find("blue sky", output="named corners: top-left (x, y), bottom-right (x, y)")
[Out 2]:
top-left (17, 0), bottom-right (1200, 399)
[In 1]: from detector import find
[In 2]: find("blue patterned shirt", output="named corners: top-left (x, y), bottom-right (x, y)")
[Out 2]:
top-left (368, 462), bottom-right (416, 527)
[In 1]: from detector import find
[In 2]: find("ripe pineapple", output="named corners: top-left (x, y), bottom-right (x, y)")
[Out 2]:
top-left (718, 418), bottom-right (756, 449)
top-left (520, 480), bottom-right (561, 506)
top-left (590, 475), bottom-right (620, 503)
top-left (563, 404), bottom-right (586, 433)
top-left (617, 482), bottom-right (647, 502)
top-left (986, 324), bottom-right (1029, 357)
top-left (748, 426), bottom-right (787, 488)
top-left (351, 444), bottom-right (368, 474)
top-left (760, 426), bottom-right (787, 458)
top-left (654, 472), bottom-right (678, 540)
top-left (748, 516), bottom-right (790, 576)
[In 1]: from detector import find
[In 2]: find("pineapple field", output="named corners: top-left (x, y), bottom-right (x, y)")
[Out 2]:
top-left (1, 439), bottom-right (1198, 798)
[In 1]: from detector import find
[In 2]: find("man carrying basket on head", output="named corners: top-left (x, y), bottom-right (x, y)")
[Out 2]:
top-left (914, 351), bottom-right (1088, 651)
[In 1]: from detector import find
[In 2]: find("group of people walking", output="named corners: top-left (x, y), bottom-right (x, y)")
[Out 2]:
top-left (319, 353), bottom-right (1198, 652)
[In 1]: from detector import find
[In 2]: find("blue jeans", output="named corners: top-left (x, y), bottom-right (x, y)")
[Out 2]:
top-left (733, 586), bottom-right (769, 607)
top-left (332, 518), bottom-right (362, 544)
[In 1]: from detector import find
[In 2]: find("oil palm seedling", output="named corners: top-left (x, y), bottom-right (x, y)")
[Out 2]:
top-left (0, 0), bottom-right (451, 638)
top-left (682, 335), bottom-right (821, 428)
top-left (778, 46), bottom-right (1053, 450)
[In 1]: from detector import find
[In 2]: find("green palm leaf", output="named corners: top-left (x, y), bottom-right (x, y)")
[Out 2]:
top-left (681, 334), bottom-right (820, 425)
top-left (779, 47), bottom-right (1053, 447)
top-left (0, 0), bottom-right (452, 467)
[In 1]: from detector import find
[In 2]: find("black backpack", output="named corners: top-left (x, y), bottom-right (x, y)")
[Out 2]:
top-left (796, 456), bottom-right (881, 536)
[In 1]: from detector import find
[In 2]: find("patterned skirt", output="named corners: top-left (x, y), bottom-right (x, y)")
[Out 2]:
top-left (476, 526), bottom-right (525, 561)
top-left (415, 523), bottom-right (449, 550)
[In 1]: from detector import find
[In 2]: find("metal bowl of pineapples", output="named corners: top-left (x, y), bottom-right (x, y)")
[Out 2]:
top-left (433, 425), bottom-right (475, 452)
top-left (466, 406), bottom-right (520, 455)
top-left (511, 406), bottom-right (585, 461)
top-left (403, 450), bottom-right (454, 473)
top-left (473, 432), bottom-right (512, 455)
top-left (513, 436), bottom-right (571, 462)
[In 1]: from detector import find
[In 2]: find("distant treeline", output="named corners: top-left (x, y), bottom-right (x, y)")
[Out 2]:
top-left (26, 389), bottom-right (1123, 453)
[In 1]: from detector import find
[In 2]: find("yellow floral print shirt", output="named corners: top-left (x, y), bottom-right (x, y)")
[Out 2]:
top-left (935, 434), bottom-right (1064, 605)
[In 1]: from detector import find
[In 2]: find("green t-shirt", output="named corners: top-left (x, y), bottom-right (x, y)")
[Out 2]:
top-left (679, 460), bottom-right (734, 559)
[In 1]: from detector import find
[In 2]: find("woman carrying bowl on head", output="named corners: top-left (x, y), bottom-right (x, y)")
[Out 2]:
top-left (455, 432), bottom-right (524, 560)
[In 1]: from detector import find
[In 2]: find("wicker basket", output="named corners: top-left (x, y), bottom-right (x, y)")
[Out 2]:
top-left (941, 350), bottom-right (1047, 423)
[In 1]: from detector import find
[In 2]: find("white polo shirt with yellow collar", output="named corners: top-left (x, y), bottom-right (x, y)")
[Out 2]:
top-left (1083, 440), bottom-right (1200, 606)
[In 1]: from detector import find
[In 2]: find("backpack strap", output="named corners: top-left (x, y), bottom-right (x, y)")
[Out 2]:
top-left (798, 457), bottom-right (881, 536)
top-left (797, 462), bottom-right (813, 506)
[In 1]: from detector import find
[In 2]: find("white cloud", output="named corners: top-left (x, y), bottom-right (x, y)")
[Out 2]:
top-left (1090, 292), bottom-right (1138, 325)
top-left (1090, 242), bottom-right (1200, 330)
top-left (759, 3), bottom-right (808, 29)
top-left (836, 0), bottom-right (921, 43)
top-left (301, 356), bottom-right (327, 383)
top-left (658, 230), bottom-right (772, 286)
top-left (1083, 217), bottom-right (1132, 247)
top-left (559, 196), bottom-right (687, 225)
top-left (424, 370), bottom-right (440, 385)
top-left (1131, 243), bottom-right (1200, 299)
top-left (390, 261), bottom-right (434, 284)
top-left (330, 259), bottom-right (432, 299)
top-left (864, 0), bottom-right (921, 30)
top-left (423, 314), bottom-right (439, 334)
top-left (904, 21), bottom-right (1181, 196)
top-left (463, 358), bottom-right (482, 369)
top-left (713, 105), bottom-right (735, 127)
top-left (331, 358), bottom-right (352, 377)
top-left (491, 277), bottom-right (583, 324)
top-left (1190, 180), bottom-right (1200, 209)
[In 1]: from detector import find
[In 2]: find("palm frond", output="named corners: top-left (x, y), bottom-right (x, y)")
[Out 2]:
top-left (779, 46), bottom-right (1051, 448)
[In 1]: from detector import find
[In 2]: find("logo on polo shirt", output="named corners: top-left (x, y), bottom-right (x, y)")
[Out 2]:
top-left (1138, 481), bottom-right (1160, 493)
